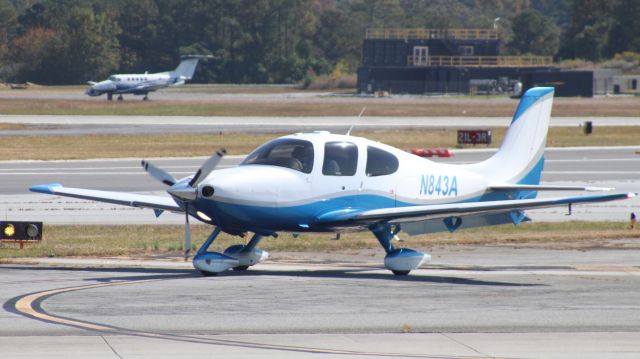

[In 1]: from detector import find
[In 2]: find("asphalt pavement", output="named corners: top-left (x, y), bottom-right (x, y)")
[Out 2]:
top-left (1, 114), bottom-right (639, 137)
top-left (1, 146), bottom-right (638, 224)
top-left (2, 245), bottom-right (640, 358)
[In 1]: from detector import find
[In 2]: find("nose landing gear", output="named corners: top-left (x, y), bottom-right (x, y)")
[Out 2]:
top-left (192, 228), bottom-right (269, 276)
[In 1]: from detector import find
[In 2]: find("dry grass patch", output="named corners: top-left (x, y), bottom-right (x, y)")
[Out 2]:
top-left (1, 126), bottom-right (637, 161)
top-left (0, 222), bottom-right (637, 259)
top-left (0, 94), bottom-right (639, 116)
top-left (0, 132), bottom-right (276, 160)
top-left (0, 123), bottom-right (32, 130)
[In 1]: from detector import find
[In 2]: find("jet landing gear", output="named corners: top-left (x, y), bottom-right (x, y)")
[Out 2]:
top-left (370, 223), bottom-right (431, 275)
top-left (192, 227), bottom-right (269, 276)
top-left (107, 92), bottom-right (113, 101)
top-left (142, 94), bottom-right (149, 101)
top-left (117, 95), bottom-right (124, 101)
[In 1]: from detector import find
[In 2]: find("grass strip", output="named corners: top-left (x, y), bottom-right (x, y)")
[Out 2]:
top-left (0, 95), bottom-right (639, 117)
top-left (0, 222), bottom-right (637, 259)
top-left (1, 127), bottom-right (638, 161)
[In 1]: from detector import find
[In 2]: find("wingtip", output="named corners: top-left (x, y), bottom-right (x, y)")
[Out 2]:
top-left (30, 183), bottom-right (63, 194)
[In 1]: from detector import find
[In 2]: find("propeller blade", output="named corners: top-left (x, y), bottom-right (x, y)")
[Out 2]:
top-left (184, 204), bottom-right (191, 260)
top-left (141, 160), bottom-right (177, 186)
top-left (189, 148), bottom-right (226, 188)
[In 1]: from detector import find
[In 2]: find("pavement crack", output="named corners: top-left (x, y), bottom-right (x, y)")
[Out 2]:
top-left (101, 336), bottom-right (124, 359)
top-left (439, 333), bottom-right (495, 359)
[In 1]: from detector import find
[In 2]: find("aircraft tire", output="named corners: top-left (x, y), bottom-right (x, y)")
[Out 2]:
top-left (392, 270), bottom-right (410, 276)
top-left (232, 266), bottom-right (249, 271)
top-left (199, 270), bottom-right (219, 277)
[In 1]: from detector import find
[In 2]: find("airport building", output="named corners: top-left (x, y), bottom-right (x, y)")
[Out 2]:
top-left (357, 28), bottom-right (597, 97)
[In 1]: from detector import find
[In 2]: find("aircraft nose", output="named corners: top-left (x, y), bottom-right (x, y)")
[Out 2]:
top-left (92, 81), bottom-right (116, 92)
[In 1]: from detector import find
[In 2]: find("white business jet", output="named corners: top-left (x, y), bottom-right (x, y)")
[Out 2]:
top-left (86, 55), bottom-right (212, 101)
top-left (31, 87), bottom-right (635, 276)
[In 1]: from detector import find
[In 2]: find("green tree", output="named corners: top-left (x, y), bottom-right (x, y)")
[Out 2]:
top-left (61, 7), bottom-right (121, 82)
top-left (313, 9), bottom-right (359, 70)
top-left (559, 0), bottom-right (615, 61)
top-left (0, 0), bottom-right (16, 44)
top-left (509, 8), bottom-right (560, 56)
top-left (607, 0), bottom-right (640, 55)
top-left (0, 0), bottom-right (17, 79)
top-left (110, 0), bottom-right (163, 72)
top-left (6, 26), bottom-right (57, 81)
top-left (10, 1), bottom-right (120, 84)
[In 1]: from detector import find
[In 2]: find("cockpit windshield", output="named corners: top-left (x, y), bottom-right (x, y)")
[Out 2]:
top-left (241, 139), bottom-right (314, 173)
top-left (108, 76), bottom-right (116, 81)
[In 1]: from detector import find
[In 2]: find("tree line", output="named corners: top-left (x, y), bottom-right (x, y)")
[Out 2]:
top-left (0, 0), bottom-right (638, 85)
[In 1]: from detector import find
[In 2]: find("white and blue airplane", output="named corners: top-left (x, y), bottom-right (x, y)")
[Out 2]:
top-left (86, 55), bottom-right (212, 101)
top-left (31, 87), bottom-right (635, 276)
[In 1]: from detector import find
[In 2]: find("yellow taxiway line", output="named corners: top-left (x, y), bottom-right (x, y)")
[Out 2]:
top-left (12, 276), bottom-right (499, 359)
top-left (15, 279), bottom-right (159, 331)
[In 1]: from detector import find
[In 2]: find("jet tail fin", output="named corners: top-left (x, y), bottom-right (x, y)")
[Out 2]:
top-left (469, 87), bottom-right (554, 186)
top-left (171, 58), bottom-right (201, 81)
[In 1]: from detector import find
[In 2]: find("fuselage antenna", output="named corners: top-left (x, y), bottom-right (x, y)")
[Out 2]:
top-left (346, 106), bottom-right (366, 136)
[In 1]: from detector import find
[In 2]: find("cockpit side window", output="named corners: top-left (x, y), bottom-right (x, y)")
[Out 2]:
top-left (366, 146), bottom-right (399, 176)
top-left (241, 139), bottom-right (314, 173)
top-left (322, 141), bottom-right (358, 176)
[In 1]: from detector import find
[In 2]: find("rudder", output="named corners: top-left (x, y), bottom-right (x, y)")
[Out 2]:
top-left (470, 87), bottom-right (554, 185)
top-left (172, 58), bottom-right (200, 80)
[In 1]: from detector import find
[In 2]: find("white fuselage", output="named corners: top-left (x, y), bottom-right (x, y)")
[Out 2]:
top-left (86, 72), bottom-right (179, 96)
top-left (186, 132), bottom-right (495, 233)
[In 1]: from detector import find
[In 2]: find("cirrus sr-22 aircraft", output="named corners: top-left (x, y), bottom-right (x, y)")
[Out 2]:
top-left (86, 55), bottom-right (212, 101)
top-left (31, 87), bottom-right (636, 276)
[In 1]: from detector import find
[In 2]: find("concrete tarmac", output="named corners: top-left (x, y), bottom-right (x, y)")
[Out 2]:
top-left (2, 245), bottom-right (640, 358)
top-left (1, 146), bottom-right (638, 224)
top-left (1, 114), bottom-right (639, 137)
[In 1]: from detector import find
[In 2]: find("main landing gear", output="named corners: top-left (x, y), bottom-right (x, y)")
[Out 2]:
top-left (370, 223), bottom-right (431, 275)
top-left (107, 92), bottom-right (113, 101)
top-left (117, 95), bottom-right (124, 101)
top-left (192, 227), bottom-right (269, 276)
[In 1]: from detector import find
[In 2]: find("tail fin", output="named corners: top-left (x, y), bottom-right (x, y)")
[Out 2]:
top-left (470, 87), bottom-right (554, 185)
top-left (171, 58), bottom-right (201, 80)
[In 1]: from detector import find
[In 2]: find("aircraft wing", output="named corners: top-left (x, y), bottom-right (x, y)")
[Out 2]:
top-left (30, 184), bottom-right (183, 213)
top-left (131, 83), bottom-right (164, 92)
top-left (489, 183), bottom-right (614, 192)
top-left (316, 192), bottom-right (635, 226)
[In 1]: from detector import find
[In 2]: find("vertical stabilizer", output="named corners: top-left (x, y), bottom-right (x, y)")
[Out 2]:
top-left (171, 58), bottom-right (201, 80)
top-left (469, 87), bottom-right (554, 185)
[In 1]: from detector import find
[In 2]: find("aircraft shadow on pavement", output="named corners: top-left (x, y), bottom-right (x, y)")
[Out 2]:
top-left (220, 268), bottom-right (545, 287)
top-left (0, 265), bottom-right (545, 287)
top-left (0, 265), bottom-right (197, 283)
